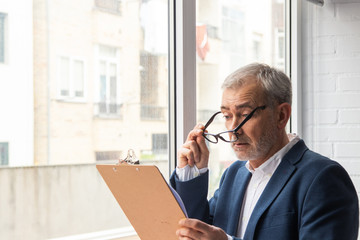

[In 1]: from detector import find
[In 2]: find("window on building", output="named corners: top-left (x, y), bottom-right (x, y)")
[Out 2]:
top-left (140, 51), bottom-right (165, 120)
top-left (152, 133), bottom-right (167, 154)
top-left (275, 28), bottom-right (285, 69)
top-left (0, 142), bottom-right (8, 165)
top-left (0, 13), bottom-right (6, 63)
top-left (58, 56), bottom-right (85, 99)
top-left (252, 33), bottom-right (263, 61)
top-left (96, 45), bottom-right (121, 116)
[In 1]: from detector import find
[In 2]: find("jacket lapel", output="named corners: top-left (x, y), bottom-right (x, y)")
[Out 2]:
top-left (226, 166), bottom-right (252, 236)
top-left (243, 140), bottom-right (308, 239)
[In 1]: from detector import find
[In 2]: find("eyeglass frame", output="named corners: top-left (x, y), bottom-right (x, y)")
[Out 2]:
top-left (202, 105), bottom-right (267, 143)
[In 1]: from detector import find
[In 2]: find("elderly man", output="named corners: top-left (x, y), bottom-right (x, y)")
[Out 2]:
top-left (170, 63), bottom-right (359, 240)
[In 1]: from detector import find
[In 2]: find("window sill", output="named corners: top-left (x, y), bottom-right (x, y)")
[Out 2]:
top-left (48, 227), bottom-right (138, 240)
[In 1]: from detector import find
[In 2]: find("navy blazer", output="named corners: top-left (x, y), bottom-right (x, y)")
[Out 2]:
top-left (170, 140), bottom-right (359, 240)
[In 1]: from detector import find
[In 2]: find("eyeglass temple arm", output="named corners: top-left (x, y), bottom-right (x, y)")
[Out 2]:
top-left (204, 111), bottom-right (221, 129)
top-left (233, 106), bottom-right (266, 133)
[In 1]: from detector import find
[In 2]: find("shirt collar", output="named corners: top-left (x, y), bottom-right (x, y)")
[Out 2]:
top-left (245, 133), bottom-right (300, 174)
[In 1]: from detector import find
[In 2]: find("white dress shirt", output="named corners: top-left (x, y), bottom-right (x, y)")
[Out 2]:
top-left (176, 133), bottom-right (300, 240)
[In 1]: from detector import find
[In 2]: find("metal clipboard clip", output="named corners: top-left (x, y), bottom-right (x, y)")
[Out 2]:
top-left (118, 149), bottom-right (140, 165)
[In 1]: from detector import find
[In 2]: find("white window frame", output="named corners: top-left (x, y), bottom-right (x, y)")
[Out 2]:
top-left (169, 0), bottom-right (196, 172)
top-left (56, 56), bottom-right (87, 102)
top-left (289, 0), bottom-right (302, 136)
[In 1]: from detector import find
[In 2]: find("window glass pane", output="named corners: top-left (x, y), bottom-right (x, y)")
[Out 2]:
top-left (99, 60), bottom-right (107, 113)
top-left (0, 0), bottom-right (169, 239)
top-left (73, 60), bottom-right (84, 97)
top-left (196, 0), bottom-right (286, 196)
top-left (59, 57), bottom-right (70, 96)
top-left (109, 63), bottom-right (117, 113)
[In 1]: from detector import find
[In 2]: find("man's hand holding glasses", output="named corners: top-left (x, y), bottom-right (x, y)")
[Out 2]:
top-left (177, 123), bottom-right (210, 170)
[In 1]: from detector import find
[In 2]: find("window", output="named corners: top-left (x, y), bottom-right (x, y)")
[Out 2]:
top-left (152, 133), bottom-right (167, 154)
top-left (140, 51), bottom-right (166, 120)
top-left (0, 13), bottom-right (6, 63)
top-left (0, 0), bottom-right (290, 239)
top-left (0, 142), bottom-right (8, 165)
top-left (96, 45), bottom-right (121, 116)
top-left (275, 28), bottom-right (285, 69)
top-left (252, 33), bottom-right (263, 61)
top-left (196, 0), bottom-right (287, 196)
top-left (58, 56), bottom-right (85, 99)
top-left (2, 0), bottom-right (169, 238)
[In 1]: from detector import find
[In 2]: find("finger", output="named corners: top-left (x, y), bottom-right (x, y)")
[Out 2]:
top-left (179, 218), bottom-right (212, 234)
top-left (196, 134), bottom-right (208, 156)
top-left (186, 125), bottom-right (205, 142)
top-left (187, 140), bottom-right (201, 164)
top-left (196, 136), bottom-right (209, 168)
top-left (178, 237), bottom-right (193, 240)
top-left (176, 227), bottom-right (202, 240)
top-left (177, 147), bottom-right (195, 167)
top-left (177, 233), bottom-right (193, 240)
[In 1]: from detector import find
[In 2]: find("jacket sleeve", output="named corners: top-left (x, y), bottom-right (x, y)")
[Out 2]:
top-left (169, 167), bottom-right (231, 224)
top-left (299, 163), bottom-right (359, 240)
top-left (169, 170), bottom-right (211, 222)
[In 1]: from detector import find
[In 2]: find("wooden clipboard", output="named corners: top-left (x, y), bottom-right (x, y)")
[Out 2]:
top-left (96, 164), bottom-right (186, 240)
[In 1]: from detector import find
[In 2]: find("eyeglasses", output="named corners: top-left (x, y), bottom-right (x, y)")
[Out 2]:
top-left (203, 105), bottom-right (266, 143)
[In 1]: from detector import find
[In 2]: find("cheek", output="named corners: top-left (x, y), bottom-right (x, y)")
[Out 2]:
top-left (243, 119), bottom-right (268, 138)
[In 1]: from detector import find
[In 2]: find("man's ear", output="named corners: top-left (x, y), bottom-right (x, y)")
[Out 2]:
top-left (277, 103), bottom-right (291, 129)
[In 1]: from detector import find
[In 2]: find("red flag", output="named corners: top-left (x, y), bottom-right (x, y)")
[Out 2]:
top-left (196, 24), bottom-right (210, 61)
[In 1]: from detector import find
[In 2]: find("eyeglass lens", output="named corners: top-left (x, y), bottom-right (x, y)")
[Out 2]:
top-left (205, 131), bottom-right (238, 143)
top-left (204, 113), bottom-right (234, 142)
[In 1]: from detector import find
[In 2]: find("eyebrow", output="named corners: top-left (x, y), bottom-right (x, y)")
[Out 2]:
top-left (220, 103), bottom-right (254, 111)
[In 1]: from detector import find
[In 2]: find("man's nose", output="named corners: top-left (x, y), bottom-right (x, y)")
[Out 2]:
top-left (230, 119), bottom-right (243, 134)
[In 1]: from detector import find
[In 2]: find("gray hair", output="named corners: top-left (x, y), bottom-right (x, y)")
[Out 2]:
top-left (221, 63), bottom-right (292, 107)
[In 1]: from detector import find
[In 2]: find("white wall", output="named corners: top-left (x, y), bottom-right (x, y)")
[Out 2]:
top-left (301, 1), bottom-right (360, 193)
top-left (0, 0), bottom-right (34, 166)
